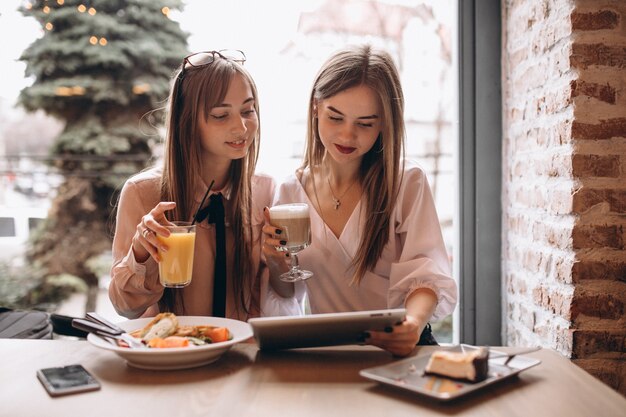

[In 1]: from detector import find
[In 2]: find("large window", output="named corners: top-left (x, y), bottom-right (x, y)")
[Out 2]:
top-left (0, 0), bottom-right (470, 343)
top-left (174, 0), bottom-right (458, 342)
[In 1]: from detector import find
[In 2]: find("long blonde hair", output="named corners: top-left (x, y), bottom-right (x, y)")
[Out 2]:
top-left (303, 44), bottom-right (405, 284)
top-left (160, 57), bottom-right (260, 315)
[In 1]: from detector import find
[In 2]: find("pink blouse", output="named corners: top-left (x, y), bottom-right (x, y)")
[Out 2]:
top-left (271, 161), bottom-right (457, 321)
top-left (109, 168), bottom-right (276, 321)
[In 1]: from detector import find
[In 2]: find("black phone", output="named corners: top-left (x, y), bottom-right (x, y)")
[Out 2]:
top-left (37, 364), bottom-right (101, 397)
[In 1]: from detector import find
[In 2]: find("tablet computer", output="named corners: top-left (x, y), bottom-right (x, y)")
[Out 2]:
top-left (248, 308), bottom-right (406, 350)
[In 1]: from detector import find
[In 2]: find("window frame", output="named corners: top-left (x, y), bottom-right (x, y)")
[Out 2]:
top-left (456, 0), bottom-right (502, 345)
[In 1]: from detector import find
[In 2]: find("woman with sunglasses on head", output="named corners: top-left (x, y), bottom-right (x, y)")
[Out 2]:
top-left (262, 45), bottom-right (457, 356)
top-left (110, 50), bottom-right (298, 320)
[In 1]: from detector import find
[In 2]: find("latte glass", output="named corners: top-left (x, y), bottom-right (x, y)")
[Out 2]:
top-left (269, 203), bottom-right (313, 282)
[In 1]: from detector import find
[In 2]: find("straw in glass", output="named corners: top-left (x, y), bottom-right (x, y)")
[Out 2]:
top-left (192, 179), bottom-right (215, 225)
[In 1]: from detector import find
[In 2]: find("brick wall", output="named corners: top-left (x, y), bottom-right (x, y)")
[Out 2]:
top-left (502, 0), bottom-right (626, 395)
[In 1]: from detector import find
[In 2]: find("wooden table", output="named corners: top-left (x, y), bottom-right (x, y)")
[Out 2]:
top-left (1, 339), bottom-right (624, 417)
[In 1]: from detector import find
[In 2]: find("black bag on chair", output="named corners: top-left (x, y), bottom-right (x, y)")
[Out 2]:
top-left (0, 308), bottom-right (53, 339)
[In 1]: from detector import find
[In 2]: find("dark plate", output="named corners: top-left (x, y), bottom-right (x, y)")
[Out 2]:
top-left (359, 344), bottom-right (541, 401)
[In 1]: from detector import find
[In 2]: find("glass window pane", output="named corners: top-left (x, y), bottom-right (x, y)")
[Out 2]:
top-left (0, 218), bottom-right (16, 237)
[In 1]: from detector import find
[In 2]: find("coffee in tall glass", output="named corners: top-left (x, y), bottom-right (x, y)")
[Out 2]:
top-left (269, 203), bottom-right (311, 251)
top-left (268, 203), bottom-right (313, 282)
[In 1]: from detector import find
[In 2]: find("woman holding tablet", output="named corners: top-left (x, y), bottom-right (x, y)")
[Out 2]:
top-left (262, 45), bottom-right (457, 356)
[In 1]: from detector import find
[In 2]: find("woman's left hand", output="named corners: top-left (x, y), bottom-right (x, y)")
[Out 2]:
top-left (365, 315), bottom-right (423, 357)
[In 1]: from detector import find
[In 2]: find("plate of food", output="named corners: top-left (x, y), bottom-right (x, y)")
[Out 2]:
top-left (87, 313), bottom-right (253, 370)
top-left (359, 344), bottom-right (541, 401)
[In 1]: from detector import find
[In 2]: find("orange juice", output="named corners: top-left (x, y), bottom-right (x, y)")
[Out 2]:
top-left (157, 223), bottom-right (196, 288)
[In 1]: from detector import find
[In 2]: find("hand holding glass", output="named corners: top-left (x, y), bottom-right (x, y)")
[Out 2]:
top-left (269, 203), bottom-right (313, 282)
top-left (156, 222), bottom-right (196, 288)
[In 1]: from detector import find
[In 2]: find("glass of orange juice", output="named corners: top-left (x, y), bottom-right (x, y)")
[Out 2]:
top-left (156, 221), bottom-right (196, 288)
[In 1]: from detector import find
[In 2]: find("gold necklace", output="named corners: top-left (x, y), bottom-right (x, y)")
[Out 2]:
top-left (327, 176), bottom-right (358, 210)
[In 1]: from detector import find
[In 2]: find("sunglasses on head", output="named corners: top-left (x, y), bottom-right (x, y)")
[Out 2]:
top-left (180, 49), bottom-right (246, 77)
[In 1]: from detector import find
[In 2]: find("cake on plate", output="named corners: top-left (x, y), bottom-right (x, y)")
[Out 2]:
top-left (424, 347), bottom-right (489, 382)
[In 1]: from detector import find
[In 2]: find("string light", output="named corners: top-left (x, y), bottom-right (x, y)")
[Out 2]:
top-left (88, 7), bottom-right (96, 15)
top-left (43, 6), bottom-right (50, 13)
top-left (77, 4), bottom-right (86, 13)
top-left (89, 36), bottom-right (108, 46)
top-left (161, 7), bottom-right (170, 17)
top-left (25, 2), bottom-right (32, 10)
top-left (132, 84), bottom-right (151, 95)
top-left (54, 86), bottom-right (86, 96)
top-left (45, 22), bottom-right (53, 31)
top-left (57, 0), bottom-right (64, 5)
top-left (55, 87), bottom-right (71, 96)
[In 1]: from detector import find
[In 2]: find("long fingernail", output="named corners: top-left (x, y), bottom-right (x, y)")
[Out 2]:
top-left (384, 326), bottom-right (393, 333)
top-left (275, 229), bottom-right (282, 235)
top-left (279, 240), bottom-right (287, 245)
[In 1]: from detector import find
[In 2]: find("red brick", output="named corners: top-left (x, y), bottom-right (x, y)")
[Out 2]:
top-left (572, 225), bottom-right (624, 250)
top-left (573, 359), bottom-right (626, 396)
top-left (570, 80), bottom-right (616, 104)
top-left (572, 154), bottom-right (621, 177)
top-left (571, 43), bottom-right (626, 69)
top-left (503, 0), bottom-right (626, 397)
top-left (572, 188), bottom-right (626, 213)
top-left (572, 10), bottom-right (620, 31)
top-left (572, 259), bottom-right (626, 282)
top-left (571, 290), bottom-right (625, 320)
top-left (571, 330), bottom-right (626, 358)
top-left (571, 118), bottom-right (626, 139)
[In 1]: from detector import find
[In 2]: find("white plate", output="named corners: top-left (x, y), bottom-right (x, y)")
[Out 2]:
top-left (360, 344), bottom-right (542, 401)
top-left (87, 316), bottom-right (253, 370)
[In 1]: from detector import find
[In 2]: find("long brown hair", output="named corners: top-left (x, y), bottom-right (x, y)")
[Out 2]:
top-left (303, 44), bottom-right (405, 284)
top-left (159, 57), bottom-right (260, 315)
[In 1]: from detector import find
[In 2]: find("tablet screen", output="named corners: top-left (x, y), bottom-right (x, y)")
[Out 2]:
top-left (249, 309), bottom-right (406, 350)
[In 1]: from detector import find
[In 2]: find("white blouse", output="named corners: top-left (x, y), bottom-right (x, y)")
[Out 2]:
top-left (268, 161), bottom-right (457, 321)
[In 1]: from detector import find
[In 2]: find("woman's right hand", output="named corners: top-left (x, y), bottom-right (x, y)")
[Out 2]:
top-left (132, 201), bottom-right (177, 263)
top-left (262, 207), bottom-right (293, 297)
top-left (261, 207), bottom-right (289, 265)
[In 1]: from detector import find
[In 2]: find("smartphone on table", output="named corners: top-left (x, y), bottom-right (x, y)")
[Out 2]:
top-left (37, 364), bottom-right (101, 397)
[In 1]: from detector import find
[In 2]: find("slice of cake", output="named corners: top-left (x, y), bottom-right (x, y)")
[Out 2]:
top-left (424, 347), bottom-right (489, 382)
